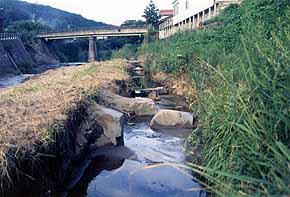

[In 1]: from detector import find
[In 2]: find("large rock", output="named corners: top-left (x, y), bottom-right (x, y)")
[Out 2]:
top-left (98, 90), bottom-right (159, 116)
top-left (93, 104), bottom-right (124, 147)
top-left (76, 102), bottom-right (125, 154)
top-left (150, 110), bottom-right (196, 131)
top-left (157, 95), bottom-right (190, 112)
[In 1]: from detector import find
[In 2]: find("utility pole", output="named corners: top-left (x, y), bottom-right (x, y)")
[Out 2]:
top-left (32, 0), bottom-right (38, 23)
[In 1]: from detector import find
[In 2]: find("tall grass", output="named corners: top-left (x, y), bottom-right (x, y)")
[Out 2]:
top-left (139, 0), bottom-right (290, 195)
top-left (112, 44), bottom-right (138, 60)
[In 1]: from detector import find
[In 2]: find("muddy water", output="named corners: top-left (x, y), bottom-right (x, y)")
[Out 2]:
top-left (67, 118), bottom-right (205, 197)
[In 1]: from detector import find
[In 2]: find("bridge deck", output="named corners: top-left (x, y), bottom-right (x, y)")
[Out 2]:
top-left (37, 27), bottom-right (148, 40)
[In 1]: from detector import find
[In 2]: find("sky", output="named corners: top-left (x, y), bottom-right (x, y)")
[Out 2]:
top-left (23, 0), bottom-right (172, 26)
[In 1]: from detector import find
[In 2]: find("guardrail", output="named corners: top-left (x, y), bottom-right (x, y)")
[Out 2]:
top-left (0, 33), bottom-right (21, 40)
top-left (39, 25), bottom-right (147, 34)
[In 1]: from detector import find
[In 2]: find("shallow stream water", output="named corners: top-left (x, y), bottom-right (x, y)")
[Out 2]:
top-left (66, 117), bottom-right (205, 197)
top-left (0, 74), bottom-right (32, 88)
top-left (1, 61), bottom-right (205, 196)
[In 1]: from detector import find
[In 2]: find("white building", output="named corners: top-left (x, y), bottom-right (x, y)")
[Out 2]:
top-left (159, 0), bottom-right (243, 39)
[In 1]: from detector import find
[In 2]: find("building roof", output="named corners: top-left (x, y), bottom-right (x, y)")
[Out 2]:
top-left (159, 10), bottom-right (174, 17)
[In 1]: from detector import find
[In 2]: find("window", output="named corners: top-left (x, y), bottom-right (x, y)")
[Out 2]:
top-left (185, 0), bottom-right (189, 9)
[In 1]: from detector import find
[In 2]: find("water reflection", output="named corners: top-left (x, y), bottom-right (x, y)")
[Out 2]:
top-left (68, 155), bottom-right (125, 197)
top-left (67, 121), bottom-right (205, 197)
top-left (85, 159), bottom-right (203, 197)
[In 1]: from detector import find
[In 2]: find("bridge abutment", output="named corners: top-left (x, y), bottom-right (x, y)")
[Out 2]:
top-left (88, 37), bottom-right (97, 62)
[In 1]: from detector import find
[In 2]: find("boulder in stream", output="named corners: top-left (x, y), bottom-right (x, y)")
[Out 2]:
top-left (98, 90), bottom-right (159, 116)
top-left (150, 110), bottom-right (197, 135)
top-left (77, 102), bottom-right (125, 154)
top-left (92, 104), bottom-right (125, 147)
top-left (157, 95), bottom-right (190, 111)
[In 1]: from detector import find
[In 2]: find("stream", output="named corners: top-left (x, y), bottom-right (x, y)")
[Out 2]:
top-left (64, 76), bottom-right (204, 196)
top-left (66, 116), bottom-right (205, 197)
top-left (1, 61), bottom-right (205, 196)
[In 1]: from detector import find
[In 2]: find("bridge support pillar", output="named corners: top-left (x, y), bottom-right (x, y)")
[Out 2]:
top-left (88, 36), bottom-right (97, 62)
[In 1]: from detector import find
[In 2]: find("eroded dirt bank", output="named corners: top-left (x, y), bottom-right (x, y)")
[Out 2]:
top-left (0, 59), bottom-right (203, 196)
top-left (0, 60), bottom-right (130, 195)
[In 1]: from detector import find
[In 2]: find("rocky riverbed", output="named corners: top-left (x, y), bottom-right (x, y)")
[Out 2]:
top-left (60, 61), bottom-right (205, 196)
top-left (0, 60), bottom-right (205, 196)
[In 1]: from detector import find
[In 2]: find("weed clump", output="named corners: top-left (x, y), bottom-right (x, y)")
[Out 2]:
top-left (140, 0), bottom-right (290, 195)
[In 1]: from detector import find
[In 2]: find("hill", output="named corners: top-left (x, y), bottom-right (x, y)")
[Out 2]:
top-left (1, 0), bottom-right (111, 29)
top-left (0, 0), bottom-right (117, 66)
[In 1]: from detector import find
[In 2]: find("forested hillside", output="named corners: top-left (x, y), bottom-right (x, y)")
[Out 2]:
top-left (1, 0), bottom-right (110, 30)
top-left (0, 0), bottom-right (125, 63)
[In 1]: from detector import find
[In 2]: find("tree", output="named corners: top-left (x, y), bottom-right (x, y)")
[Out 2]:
top-left (6, 20), bottom-right (50, 41)
top-left (120, 20), bottom-right (146, 28)
top-left (142, 0), bottom-right (161, 29)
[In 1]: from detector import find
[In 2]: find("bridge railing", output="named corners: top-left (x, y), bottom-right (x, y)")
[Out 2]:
top-left (0, 33), bottom-right (21, 40)
top-left (39, 25), bottom-right (148, 35)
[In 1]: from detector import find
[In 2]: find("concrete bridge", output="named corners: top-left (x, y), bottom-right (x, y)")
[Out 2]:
top-left (37, 26), bottom-right (148, 62)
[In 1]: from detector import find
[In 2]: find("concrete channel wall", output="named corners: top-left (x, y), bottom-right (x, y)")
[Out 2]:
top-left (0, 36), bottom-right (34, 75)
top-left (0, 41), bottom-right (17, 74)
top-left (1, 39), bottom-right (34, 68)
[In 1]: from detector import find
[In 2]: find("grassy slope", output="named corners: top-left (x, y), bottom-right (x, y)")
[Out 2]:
top-left (140, 0), bottom-right (290, 195)
top-left (0, 60), bottom-right (126, 150)
top-left (0, 60), bottom-right (127, 190)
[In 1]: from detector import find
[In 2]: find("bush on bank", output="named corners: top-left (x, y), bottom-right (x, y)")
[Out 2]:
top-left (139, 0), bottom-right (290, 195)
top-left (112, 44), bottom-right (138, 60)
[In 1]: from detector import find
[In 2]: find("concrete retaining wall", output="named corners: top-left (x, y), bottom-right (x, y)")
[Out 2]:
top-left (1, 38), bottom-right (34, 68)
top-left (0, 37), bottom-right (61, 75)
top-left (0, 41), bottom-right (18, 74)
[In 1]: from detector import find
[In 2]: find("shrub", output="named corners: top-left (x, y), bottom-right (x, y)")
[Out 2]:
top-left (112, 44), bottom-right (138, 60)
top-left (18, 62), bottom-right (35, 73)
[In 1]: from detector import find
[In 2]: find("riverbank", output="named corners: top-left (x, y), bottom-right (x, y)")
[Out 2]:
top-left (0, 59), bottom-right (127, 194)
top-left (139, 0), bottom-right (290, 195)
top-left (0, 59), bottom-right (204, 196)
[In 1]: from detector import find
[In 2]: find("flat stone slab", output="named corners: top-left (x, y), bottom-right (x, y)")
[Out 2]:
top-left (98, 90), bottom-right (159, 116)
